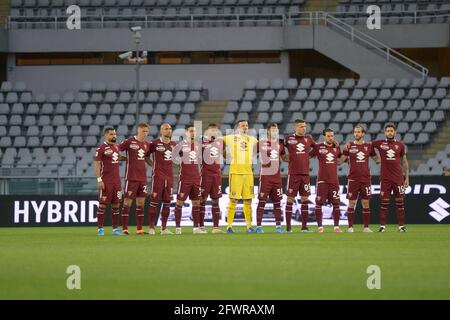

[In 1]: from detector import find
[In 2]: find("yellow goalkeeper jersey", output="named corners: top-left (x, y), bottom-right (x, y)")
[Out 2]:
top-left (223, 134), bottom-right (258, 175)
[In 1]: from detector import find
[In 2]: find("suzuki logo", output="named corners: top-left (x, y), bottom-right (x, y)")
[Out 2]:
top-left (112, 152), bottom-right (119, 162)
top-left (137, 149), bottom-right (145, 160)
top-left (429, 198), bottom-right (450, 222)
top-left (326, 153), bottom-right (335, 163)
top-left (189, 151), bottom-right (197, 161)
top-left (164, 150), bottom-right (172, 161)
top-left (270, 149), bottom-right (278, 160)
top-left (210, 147), bottom-right (219, 157)
top-left (356, 151), bottom-right (365, 162)
top-left (296, 143), bottom-right (305, 153)
top-left (386, 149), bottom-right (395, 160)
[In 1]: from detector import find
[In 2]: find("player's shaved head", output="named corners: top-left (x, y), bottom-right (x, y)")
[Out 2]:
top-left (160, 122), bottom-right (172, 138)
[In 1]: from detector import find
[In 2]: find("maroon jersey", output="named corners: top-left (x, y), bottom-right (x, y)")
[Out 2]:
top-left (201, 137), bottom-right (222, 176)
top-left (311, 143), bottom-right (341, 184)
top-left (174, 140), bottom-right (201, 182)
top-left (258, 139), bottom-right (285, 180)
top-left (284, 134), bottom-right (315, 175)
top-left (372, 139), bottom-right (406, 185)
top-left (119, 136), bottom-right (150, 182)
top-left (149, 138), bottom-right (177, 180)
top-left (343, 141), bottom-right (376, 184)
top-left (94, 142), bottom-right (121, 184)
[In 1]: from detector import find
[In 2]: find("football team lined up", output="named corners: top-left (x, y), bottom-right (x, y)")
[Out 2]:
top-left (93, 119), bottom-right (409, 236)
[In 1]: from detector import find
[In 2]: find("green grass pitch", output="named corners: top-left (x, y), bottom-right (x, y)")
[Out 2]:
top-left (1, 225), bottom-right (450, 299)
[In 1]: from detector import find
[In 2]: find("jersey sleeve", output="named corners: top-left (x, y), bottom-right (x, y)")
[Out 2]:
top-left (400, 143), bottom-right (406, 156)
top-left (119, 138), bottom-right (130, 151)
top-left (371, 140), bottom-right (381, 150)
top-left (94, 146), bottom-right (103, 161)
top-left (280, 142), bottom-right (286, 155)
top-left (309, 144), bottom-right (318, 157)
top-left (342, 145), bottom-right (350, 156)
top-left (337, 147), bottom-right (342, 158)
top-left (145, 141), bottom-right (152, 157)
top-left (369, 143), bottom-right (376, 157)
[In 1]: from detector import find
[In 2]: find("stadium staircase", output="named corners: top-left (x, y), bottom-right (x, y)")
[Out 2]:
top-left (304, 0), bottom-right (339, 12)
top-left (312, 13), bottom-right (428, 79)
top-left (410, 115), bottom-right (450, 170)
top-left (0, 0), bottom-right (9, 29)
top-left (195, 100), bottom-right (229, 130)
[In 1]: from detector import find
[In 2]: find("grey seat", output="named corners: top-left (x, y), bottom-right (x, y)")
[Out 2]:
top-left (270, 112), bottom-right (283, 123)
top-left (423, 122), bottom-right (437, 133)
top-left (316, 101), bottom-right (329, 112)
top-left (183, 103), bottom-right (196, 114)
top-left (374, 111), bottom-right (388, 122)
top-left (417, 110), bottom-right (431, 122)
top-left (308, 89), bottom-right (321, 101)
top-left (404, 111), bottom-right (418, 122)
top-left (69, 125), bottom-right (82, 136)
top-left (168, 103), bottom-right (181, 114)
top-left (396, 122), bottom-right (409, 134)
top-left (410, 122), bottom-right (423, 133)
top-left (243, 90), bottom-right (256, 101)
top-left (271, 101), bottom-right (284, 113)
top-left (256, 112), bottom-right (269, 124)
top-left (302, 101), bottom-right (315, 112)
top-left (178, 114), bottom-right (191, 126)
top-left (276, 90), bottom-right (289, 101)
top-left (416, 133), bottom-right (430, 144)
top-left (390, 111), bottom-right (403, 122)
top-left (288, 101), bottom-right (301, 112)
top-left (431, 110), bottom-right (445, 122)
top-left (336, 89), bottom-right (349, 100)
top-left (294, 89), bottom-right (307, 100)
top-left (330, 101), bottom-right (343, 112)
top-left (188, 91), bottom-right (201, 102)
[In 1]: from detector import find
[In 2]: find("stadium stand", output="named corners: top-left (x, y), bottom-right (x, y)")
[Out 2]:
top-left (224, 77), bottom-right (450, 176)
top-left (0, 80), bottom-right (205, 178)
top-left (7, 0), bottom-right (450, 29)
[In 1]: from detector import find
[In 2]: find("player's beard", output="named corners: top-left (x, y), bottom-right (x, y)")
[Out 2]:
top-left (110, 137), bottom-right (117, 143)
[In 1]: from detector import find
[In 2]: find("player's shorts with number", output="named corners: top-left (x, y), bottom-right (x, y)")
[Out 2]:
top-left (346, 180), bottom-right (372, 200)
top-left (258, 177), bottom-right (283, 202)
top-left (380, 180), bottom-right (405, 199)
top-left (316, 182), bottom-right (340, 205)
top-left (99, 182), bottom-right (122, 205)
top-left (150, 176), bottom-right (173, 202)
top-left (229, 174), bottom-right (254, 200)
top-left (286, 174), bottom-right (311, 197)
top-left (201, 174), bottom-right (222, 199)
top-left (124, 180), bottom-right (147, 199)
top-left (177, 180), bottom-right (202, 201)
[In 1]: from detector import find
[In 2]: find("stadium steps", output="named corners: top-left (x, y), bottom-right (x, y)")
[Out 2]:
top-left (195, 100), bottom-right (229, 128)
top-left (410, 116), bottom-right (450, 169)
top-left (304, 0), bottom-right (340, 12)
top-left (0, 1), bottom-right (9, 29)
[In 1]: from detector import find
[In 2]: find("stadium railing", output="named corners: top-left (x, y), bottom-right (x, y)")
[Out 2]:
top-left (5, 9), bottom-right (450, 30)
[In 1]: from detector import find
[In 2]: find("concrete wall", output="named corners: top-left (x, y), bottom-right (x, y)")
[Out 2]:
top-left (7, 24), bottom-right (450, 53)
